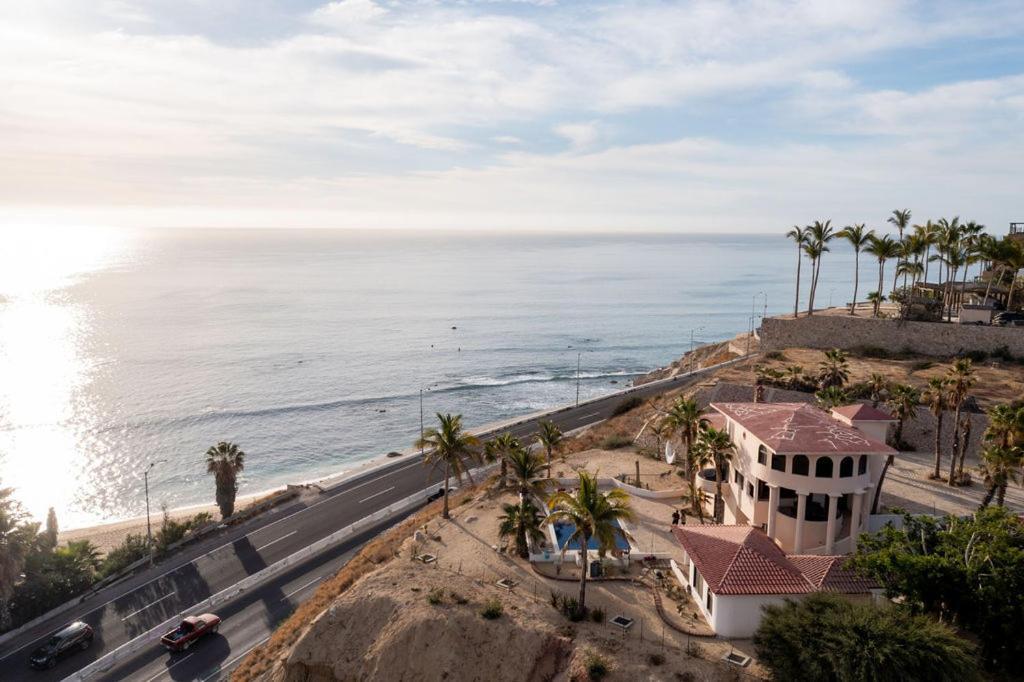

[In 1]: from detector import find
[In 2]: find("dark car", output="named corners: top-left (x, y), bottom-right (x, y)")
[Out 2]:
top-left (993, 312), bottom-right (1024, 327)
top-left (29, 621), bottom-right (93, 669)
top-left (160, 613), bottom-right (221, 652)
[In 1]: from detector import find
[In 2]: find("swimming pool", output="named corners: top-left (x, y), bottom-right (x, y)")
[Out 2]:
top-left (551, 519), bottom-right (630, 552)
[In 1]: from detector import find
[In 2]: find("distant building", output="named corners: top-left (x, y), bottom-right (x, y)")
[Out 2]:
top-left (672, 525), bottom-right (879, 637)
top-left (697, 402), bottom-right (896, 555)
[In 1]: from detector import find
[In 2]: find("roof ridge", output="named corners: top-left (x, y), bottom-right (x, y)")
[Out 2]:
top-left (715, 526), bottom-right (755, 590)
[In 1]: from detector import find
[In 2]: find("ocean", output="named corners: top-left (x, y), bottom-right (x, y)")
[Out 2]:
top-left (0, 228), bottom-right (867, 527)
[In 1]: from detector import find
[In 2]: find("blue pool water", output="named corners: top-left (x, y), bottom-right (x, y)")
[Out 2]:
top-left (552, 520), bottom-right (630, 552)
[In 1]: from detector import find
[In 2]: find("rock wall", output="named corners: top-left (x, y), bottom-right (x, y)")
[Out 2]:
top-left (761, 315), bottom-right (1024, 358)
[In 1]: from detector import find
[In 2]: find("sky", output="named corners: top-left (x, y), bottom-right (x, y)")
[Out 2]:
top-left (1, 0), bottom-right (1022, 232)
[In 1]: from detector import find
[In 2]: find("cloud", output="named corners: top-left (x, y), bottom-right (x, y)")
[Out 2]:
top-left (554, 121), bottom-right (599, 150)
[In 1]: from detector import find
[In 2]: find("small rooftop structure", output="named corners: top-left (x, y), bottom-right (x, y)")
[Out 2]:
top-left (710, 402), bottom-right (896, 455)
top-left (671, 525), bottom-right (877, 596)
top-left (830, 404), bottom-right (893, 422)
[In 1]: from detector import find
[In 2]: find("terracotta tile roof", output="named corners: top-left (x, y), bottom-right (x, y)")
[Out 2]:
top-left (789, 555), bottom-right (879, 593)
top-left (710, 402), bottom-right (896, 455)
top-left (703, 413), bottom-right (727, 430)
top-left (671, 525), bottom-right (814, 595)
top-left (672, 526), bottom-right (878, 596)
top-left (831, 404), bottom-right (894, 422)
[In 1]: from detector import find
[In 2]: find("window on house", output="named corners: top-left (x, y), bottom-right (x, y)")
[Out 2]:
top-left (792, 455), bottom-right (809, 475)
top-left (746, 482), bottom-right (754, 497)
top-left (771, 454), bottom-right (786, 472)
top-left (815, 457), bottom-right (833, 478)
top-left (757, 445), bottom-right (768, 465)
top-left (757, 480), bottom-right (769, 501)
top-left (858, 455), bottom-right (867, 475)
top-left (839, 456), bottom-right (854, 478)
top-left (693, 570), bottom-right (704, 596)
top-left (706, 591), bottom-right (713, 614)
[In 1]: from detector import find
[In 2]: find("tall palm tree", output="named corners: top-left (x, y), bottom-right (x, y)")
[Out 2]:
top-left (806, 220), bottom-right (835, 315)
top-left (660, 397), bottom-right (707, 513)
top-left (1003, 243), bottom-right (1024, 311)
top-left (983, 403), bottom-right (1024, 449)
top-left (839, 223), bottom-right (873, 314)
top-left (888, 209), bottom-right (912, 242)
top-left (867, 373), bottom-right (888, 408)
top-left (914, 220), bottom-right (938, 284)
top-left (698, 427), bottom-right (735, 523)
top-left (815, 386), bottom-right (850, 410)
top-left (504, 446), bottom-right (547, 500)
top-left (924, 377), bottom-right (949, 480)
top-left (484, 432), bottom-right (519, 489)
top-left (978, 445), bottom-right (1022, 509)
top-left (536, 420), bottom-right (563, 477)
top-left (416, 413), bottom-right (482, 519)
top-left (944, 360), bottom-right (975, 487)
top-left (205, 441), bottom-right (246, 520)
top-left (872, 385), bottom-right (920, 513)
top-left (498, 499), bottom-right (545, 558)
top-left (544, 472), bottom-right (633, 616)
top-left (865, 234), bottom-right (900, 316)
top-left (786, 225), bottom-right (810, 317)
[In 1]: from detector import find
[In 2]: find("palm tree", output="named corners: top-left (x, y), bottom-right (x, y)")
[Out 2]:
top-left (498, 499), bottom-right (545, 558)
top-left (924, 377), bottom-right (949, 480)
top-left (504, 446), bottom-right (547, 500)
top-left (544, 472), bottom-right (633, 617)
top-left (945, 360), bottom-right (975, 487)
top-left (416, 413), bottom-right (482, 519)
top-left (871, 384), bottom-right (920, 513)
top-left (786, 225), bottom-right (810, 317)
top-left (914, 220), bottom-right (938, 284)
top-left (865, 234), bottom-right (900, 316)
top-left (867, 373), bottom-right (888, 408)
top-left (818, 348), bottom-right (850, 389)
top-left (536, 420), bottom-right (563, 477)
top-left (484, 432), bottom-right (519, 488)
top-left (1003, 243), bottom-right (1024, 311)
top-left (815, 386), bottom-right (849, 410)
top-left (978, 445), bottom-right (1022, 509)
top-left (0, 484), bottom-right (38, 630)
top-left (839, 223), bottom-right (873, 314)
top-left (697, 427), bottom-right (735, 523)
top-left (205, 441), bottom-right (246, 520)
top-left (806, 220), bottom-right (835, 315)
top-left (865, 291), bottom-right (885, 315)
top-left (888, 209), bottom-right (912, 242)
top-left (983, 403), bottom-right (1024, 449)
top-left (660, 397), bottom-right (707, 513)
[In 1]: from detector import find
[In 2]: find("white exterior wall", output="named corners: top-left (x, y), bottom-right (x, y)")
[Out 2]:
top-left (711, 594), bottom-right (798, 638)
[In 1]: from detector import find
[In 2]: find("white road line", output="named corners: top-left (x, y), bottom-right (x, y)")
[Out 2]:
top-left (202, 636), bottom-right (270, 681)
top-left (341, 461), bottom-right (422, 494)
top-left (281, 576), bottom-right (322, 601)
top-left (255, 530), bottom-right (297, 552)
top-left (358, 486), bottom-right (396, 504)
top-left (144, 652), bottom-right (194, 682)
top-left (120, 592), bottom-right (177, 621)
top-left (580, 411), bottom-right (604, 420)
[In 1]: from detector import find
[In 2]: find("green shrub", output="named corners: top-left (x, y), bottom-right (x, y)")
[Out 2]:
top-left (427, 588), bottom-right (444, 605)
top-left (600, 435), bottom-right (633, 450)
top-left (856, 345), bottom-right (892, 359)
top-left (480, 599), bottom-right (503, 619)
top-left (992, 345), bottom-right (1015, 362)
top-left (585, 653), bottom-right (610, 680)
top-left (910, 360), bottom-right (934, 372)
top-left (764, 350), bottom-right (786, 360)
top-left (961, 349), bottom-right (988, 363)
top-left (590, 606), bottom-right (605, 623)
top-left (610, 396), bottom-right (643, 417)
top-left (99, 533), bottom-right (149, 578)
top-left (550, 590), bottom-right (562, 609)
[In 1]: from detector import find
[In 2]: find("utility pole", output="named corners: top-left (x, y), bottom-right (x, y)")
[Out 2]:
top-left (419, 388), bottom-right (425, 456)
top-left (575, 352), bottom-right (581, 407)
top-left (144, 460), bottom-right (165, 550)
top-left (689, 326), bottom-right (704, 372)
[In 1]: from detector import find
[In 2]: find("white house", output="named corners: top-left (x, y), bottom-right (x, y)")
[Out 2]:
top-left (672, 525), bottom-right (879, 638)
top-left (697, 402), bottom-right (897, 555)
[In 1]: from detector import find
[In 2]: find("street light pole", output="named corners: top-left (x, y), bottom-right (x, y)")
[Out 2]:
top-left (419, 388), bottom-right (424, 456)
top-left (144, 460), bottom-right (165, 550)
top-left (689, 326), bottom-right (705, 372)
top-left (575, 352), bottom-right (581, 407)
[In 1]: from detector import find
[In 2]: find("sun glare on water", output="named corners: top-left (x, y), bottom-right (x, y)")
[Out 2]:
top-left (0, 227), bottom-right (131, 525)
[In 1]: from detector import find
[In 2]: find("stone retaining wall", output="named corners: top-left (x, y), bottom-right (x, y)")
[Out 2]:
top-left (761, 314), bottom-right (1024, 358)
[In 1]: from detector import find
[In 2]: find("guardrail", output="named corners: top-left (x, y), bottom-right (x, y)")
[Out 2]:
top-left (63, 483), bottom-right (442, 681)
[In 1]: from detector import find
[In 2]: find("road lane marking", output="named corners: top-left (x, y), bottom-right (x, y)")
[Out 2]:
top-left (580, 411), bottom-right (603, 420)
top-left (359, 486), bottom-right (396, 504)
top-left (145, 652), bottom-right (194, 682)
top-left (282, 576), bottom-right (323, 601)
top-left (121, 592), bottom-right (177, 621)
top-left (202, 636), bottom-right (270, 681)
top-left (255, 530), bottom-right (297, 552)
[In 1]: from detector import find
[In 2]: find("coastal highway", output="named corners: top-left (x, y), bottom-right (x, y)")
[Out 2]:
top-left (0, 359), bottom-right (739, 681)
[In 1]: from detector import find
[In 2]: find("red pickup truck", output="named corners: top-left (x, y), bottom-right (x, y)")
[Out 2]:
top-left (160, 613), bottom-right (221, 652)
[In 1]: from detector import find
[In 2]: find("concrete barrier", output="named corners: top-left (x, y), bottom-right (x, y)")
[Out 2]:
top-left (62, 483), bottom-right (441, 682)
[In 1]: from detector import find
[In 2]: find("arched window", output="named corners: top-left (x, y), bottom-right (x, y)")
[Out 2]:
top-left (757, 445), bottom-right (768, 466)
top-left (858, 455), bottom-right (867, 475)
top-left (771, 454), bottom-right (786, 472)
top-left (815, 457), bottom-right (833, 478)
top-left (839, 456), bottom-right (854, 478)
top-left (792, 455), bottom-right (809, 476)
